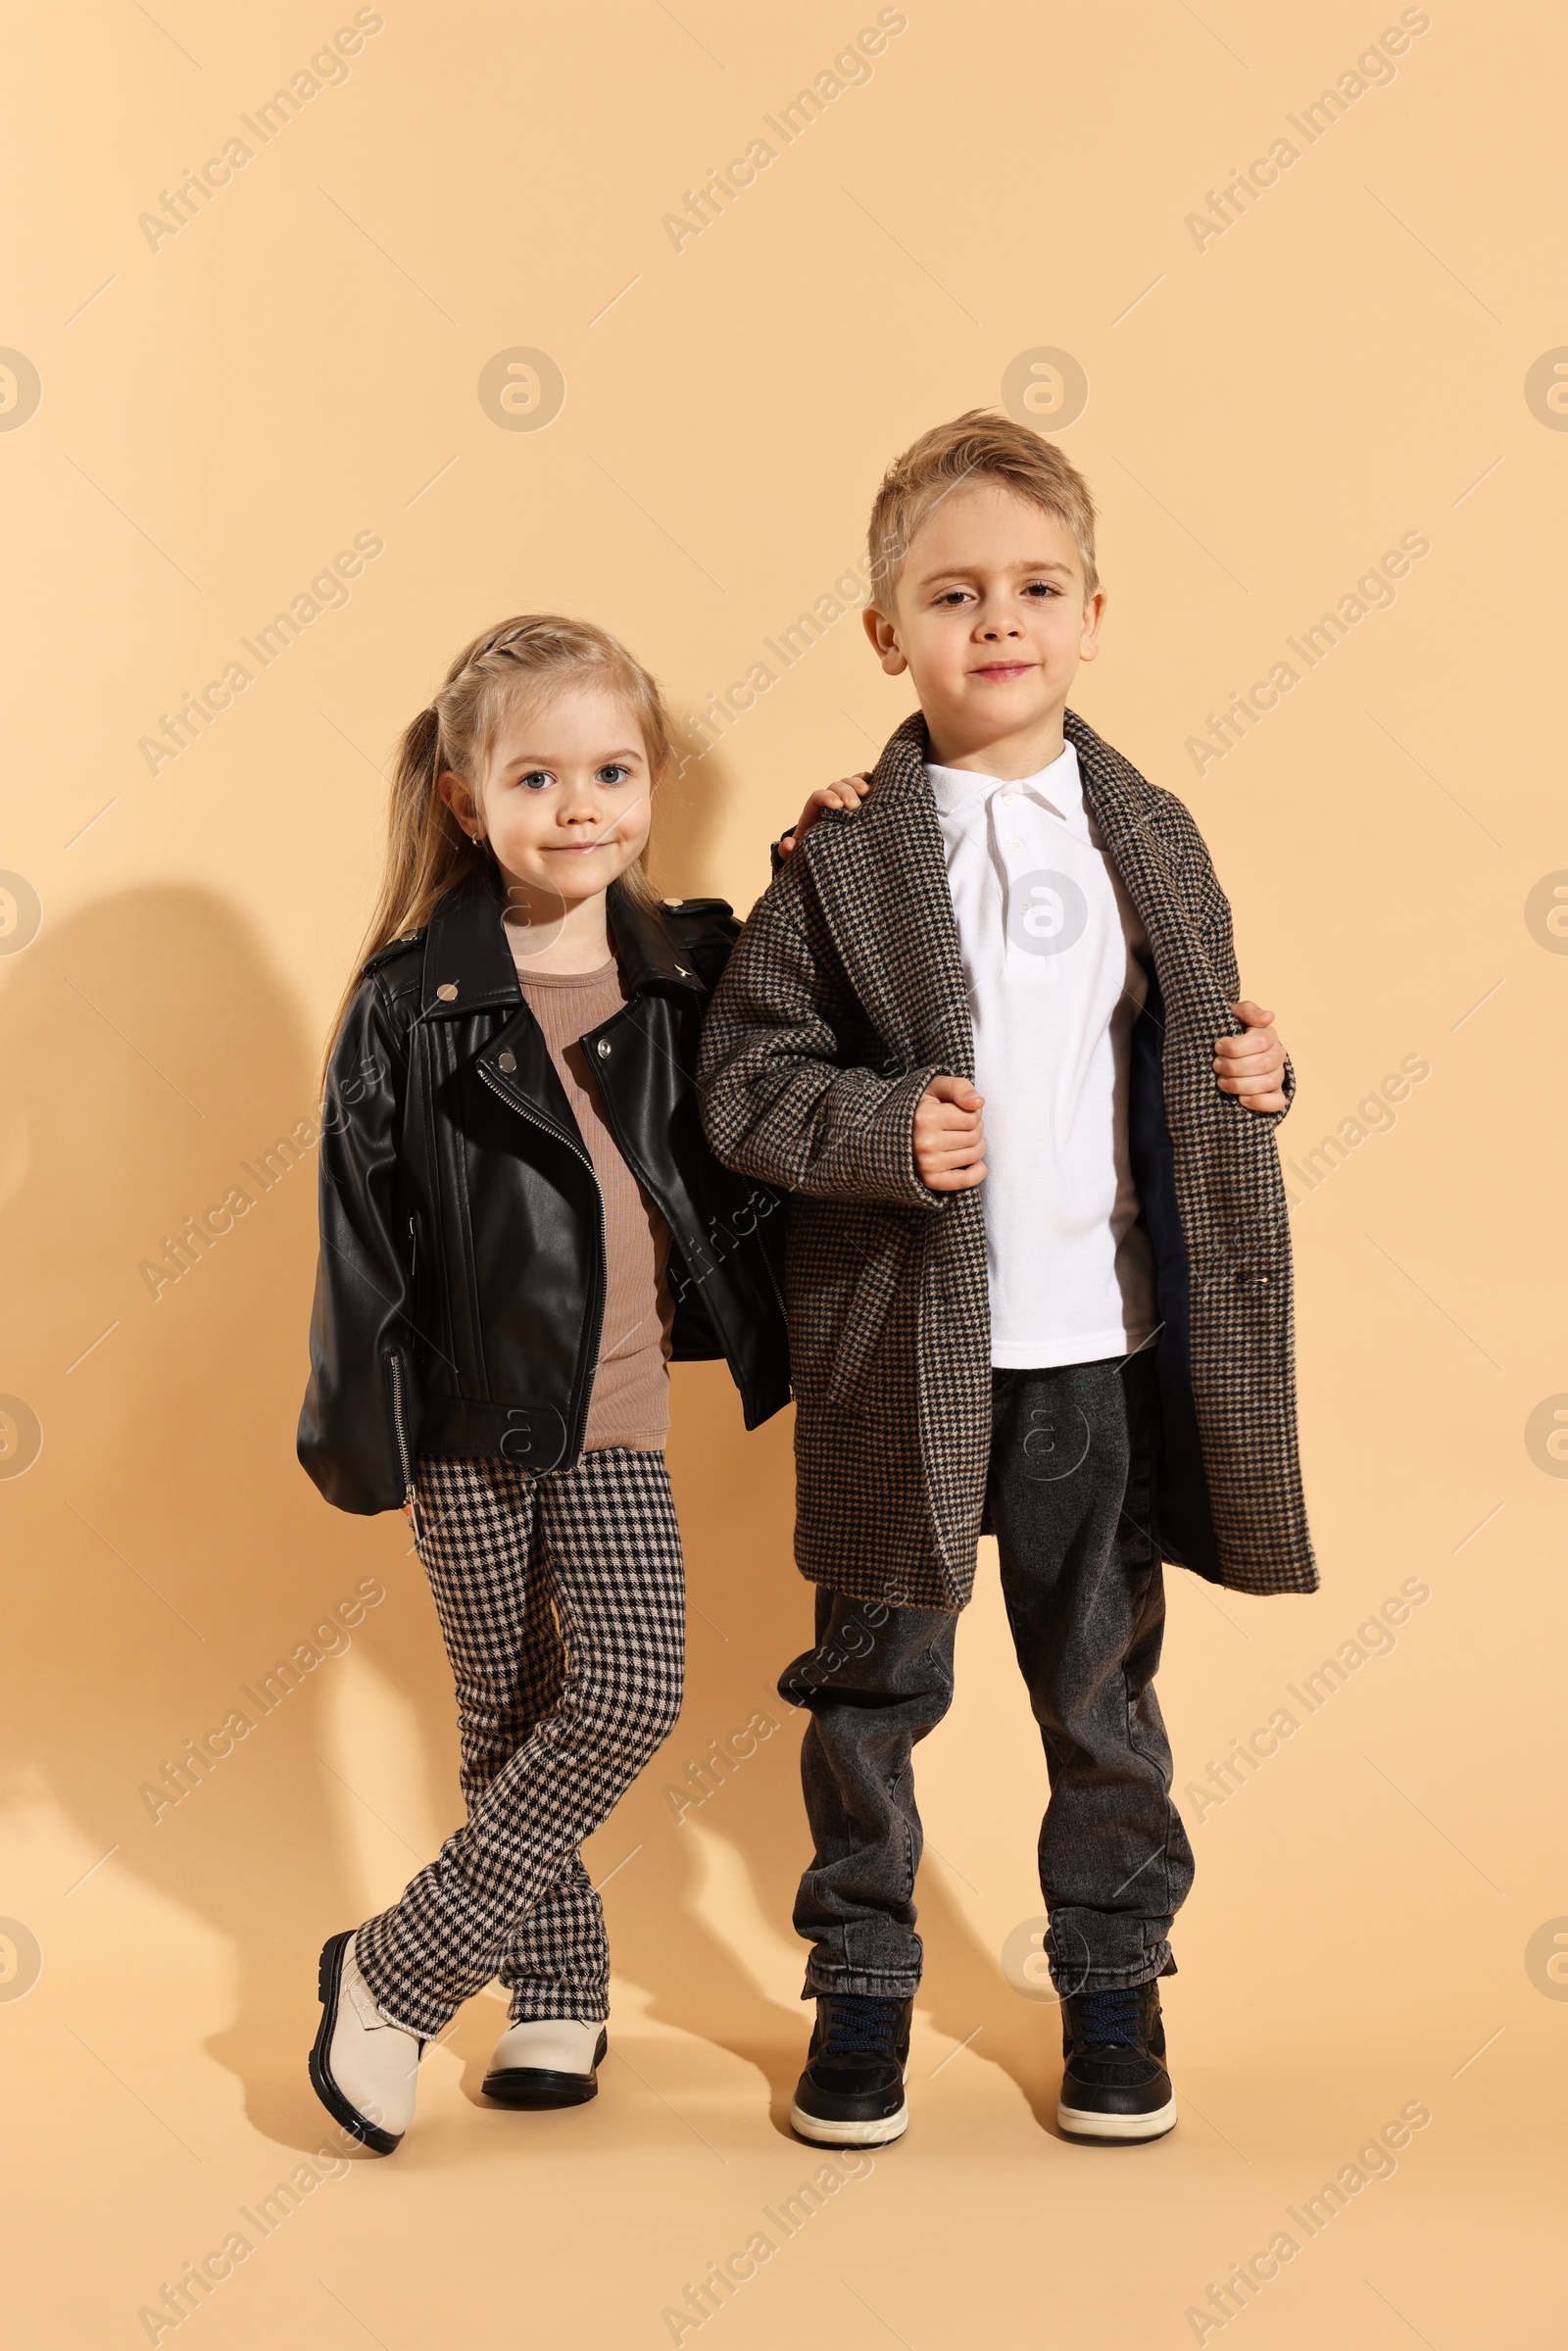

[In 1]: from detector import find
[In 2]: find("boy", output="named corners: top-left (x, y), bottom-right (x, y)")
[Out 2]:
top-left (697, 412), bottom-right (1315, 2148)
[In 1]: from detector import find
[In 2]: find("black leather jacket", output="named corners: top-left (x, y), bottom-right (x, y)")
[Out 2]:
top-left (298, 867), bottom-right (791, 1515)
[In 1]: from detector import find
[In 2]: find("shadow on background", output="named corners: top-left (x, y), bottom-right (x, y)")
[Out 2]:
top-left (0, 885), bottom-right (464, 2154)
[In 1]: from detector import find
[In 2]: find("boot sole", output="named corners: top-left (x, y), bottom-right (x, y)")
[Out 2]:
top-left (789, 2097), bottom-right (908, 2147)
top-left (309, 1931), bottom-right (404, 2156)
top-left (483, 2069), bottom-right (601, 2108)
top-left (484, 2030), bottom-right (608, 2108)
top-left (1057, 2093), bottom-right (1177, 2142)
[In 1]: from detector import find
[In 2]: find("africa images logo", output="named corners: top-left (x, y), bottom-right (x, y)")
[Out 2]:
top-left (1007, 870), bottom-right (1089, 957)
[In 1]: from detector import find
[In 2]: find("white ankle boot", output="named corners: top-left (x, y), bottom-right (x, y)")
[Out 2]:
top-left (309, 1931), bottom-right (424, 2153)
top-left (483, 2018), bottom-right (607, 2108)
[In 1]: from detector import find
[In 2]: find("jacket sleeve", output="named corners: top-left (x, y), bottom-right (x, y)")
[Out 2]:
top-left (697, 868), bottom-right (949, 1210)
top-left (296, 972), bottom-right (419, 1514)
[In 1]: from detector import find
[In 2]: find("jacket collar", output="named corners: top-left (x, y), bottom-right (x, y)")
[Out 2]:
top-left (1062, 706), bottom-right (1150, 856)
top-left (418, 863), bottom-right (703, 1019)
top-left (863, 710), bottom-right (933, 814)
top-left (607, 885), bottom-right (709, 995)
top-left (865, 706), bottom-right (1162, 871)
top-left (866, 707), bottom-right (1139, 824)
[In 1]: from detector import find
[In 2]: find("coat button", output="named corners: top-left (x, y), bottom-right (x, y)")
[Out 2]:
top-left (498, 1050), bottom-right (516, 1073)
top-left (436, 982), bottom-right (459, 1002)
top-left (597, 1040), bottom-right (612, 1057)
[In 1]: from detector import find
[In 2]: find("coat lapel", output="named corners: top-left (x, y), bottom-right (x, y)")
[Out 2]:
top-left (1066, 709), bottom-right (1217, 1036)
top-left (811, 711), bottom-right (976, 1079)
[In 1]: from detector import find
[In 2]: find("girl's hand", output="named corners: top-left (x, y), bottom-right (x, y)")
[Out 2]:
top-left (779, 771), bottom-right (871, 856)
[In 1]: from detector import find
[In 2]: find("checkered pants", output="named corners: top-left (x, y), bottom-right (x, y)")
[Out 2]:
top-left (353, 1448), bottom-right (685, 2039)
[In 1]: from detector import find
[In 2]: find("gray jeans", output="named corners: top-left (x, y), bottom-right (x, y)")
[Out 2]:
top-left (779, 1353), bottom-right (1194, 1998)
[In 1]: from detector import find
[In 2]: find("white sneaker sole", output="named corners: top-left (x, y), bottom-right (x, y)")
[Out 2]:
top-left (789, 2097), bottom-right (908, 2147)
top-left (1057, 2093), bottom-right (1177, 2141)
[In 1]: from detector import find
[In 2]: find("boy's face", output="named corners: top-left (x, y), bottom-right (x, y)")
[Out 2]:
top-left (864, 482), bottom-right (1104, 771)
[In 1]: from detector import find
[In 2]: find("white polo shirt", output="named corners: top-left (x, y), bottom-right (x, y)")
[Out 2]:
top-left (927, 740), bottom-right (1158, 1369)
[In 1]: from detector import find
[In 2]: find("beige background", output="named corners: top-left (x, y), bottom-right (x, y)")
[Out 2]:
top-left (3, 2), bottom-right (1565, 2344)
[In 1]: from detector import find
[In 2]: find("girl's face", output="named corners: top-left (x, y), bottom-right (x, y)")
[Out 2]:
top-left (441, 682), bottom-right (654, 916)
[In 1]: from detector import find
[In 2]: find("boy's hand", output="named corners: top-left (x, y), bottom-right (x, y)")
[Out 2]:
top-left (1214, 1001), bottom-right (1288, 1114)
top-left (779, 771), bottom-right (871, 856)
top-left (913, 1075), bottom-right (987, 1191)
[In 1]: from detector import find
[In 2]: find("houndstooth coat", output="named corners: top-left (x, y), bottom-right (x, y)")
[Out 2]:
top-left (697, 709), bottom-right (1316, 1611)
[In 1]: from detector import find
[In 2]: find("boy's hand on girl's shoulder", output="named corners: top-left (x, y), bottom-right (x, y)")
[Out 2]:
top-left (778, 771), bottom-right (872, 857)
top-left (1214, 1000), bottom-right (1288, 1114)
top-left (913, 1074), bottom-right (987, 1191)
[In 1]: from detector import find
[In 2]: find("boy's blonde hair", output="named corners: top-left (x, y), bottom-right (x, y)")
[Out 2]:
top-left (866, 409), bottom-right (1099, 609)
top-left (322, 613), bottom-right (672, 1079)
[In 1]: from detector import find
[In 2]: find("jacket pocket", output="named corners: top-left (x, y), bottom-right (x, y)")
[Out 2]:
top-left (825, 1231), bottom-right (909, 1412)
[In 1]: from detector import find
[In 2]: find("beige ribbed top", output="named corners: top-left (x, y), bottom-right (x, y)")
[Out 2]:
top-left (511, 950), bottom-right (674, 1452)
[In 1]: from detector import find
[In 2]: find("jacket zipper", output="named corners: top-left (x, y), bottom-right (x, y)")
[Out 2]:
top-left (475, 1058), bottom-right (607, 1461)
top-left (387, 1347), bottom-right (419, 1542)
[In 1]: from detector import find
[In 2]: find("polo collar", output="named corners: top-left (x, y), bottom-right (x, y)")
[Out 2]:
top-left (418, 865), bottom-right (703, 1019)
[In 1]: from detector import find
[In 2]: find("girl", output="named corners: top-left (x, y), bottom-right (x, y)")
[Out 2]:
top-left (298, 613), bottom-right (804, 2152)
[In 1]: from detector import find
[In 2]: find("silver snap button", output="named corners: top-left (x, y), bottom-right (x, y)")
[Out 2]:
top-left (597, 1040), bottom-right (612, 1057)
top-left (498, 1050), bottom-right (516, 1073)
top-left (436, 982), bottom-right (459, 1002)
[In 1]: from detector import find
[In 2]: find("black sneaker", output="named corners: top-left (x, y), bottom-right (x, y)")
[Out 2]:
top-left (789, 1993), bottom-right (911, 2147)
top-left (1057, 1980), bottom-right (1176, 2141)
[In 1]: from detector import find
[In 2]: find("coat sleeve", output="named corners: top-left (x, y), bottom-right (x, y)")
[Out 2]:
top-left (296, 973), bottom-right (419, 1514)
top-left (697, 870), bottom-right (949, 1210)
